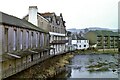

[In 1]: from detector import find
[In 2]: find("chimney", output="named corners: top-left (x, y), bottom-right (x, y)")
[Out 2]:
top-left (28, 6), bottom-right (38, 26)
top-left (60, 13), bottom-right (62, 17)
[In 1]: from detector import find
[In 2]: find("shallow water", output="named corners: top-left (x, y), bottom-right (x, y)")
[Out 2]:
top-left (56, 54), bottom-right (119, 79)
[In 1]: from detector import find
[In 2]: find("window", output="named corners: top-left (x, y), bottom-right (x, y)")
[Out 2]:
top-left (13, 29), bottom-right (17, 50)
top-left (40, 33), bottom-right (44, 47)
top-left (31, 54), bottom-right (33, 61)
top-left (79, 40), bottom-right (81, 43)
top-left (87, 40), bottom-right (89, 43)
top-left (46, 17), bottom-right (51, 22)
top-left (36, 33), bottom-right (38, 47)
top-left (56, 45), bottom-right (57, 52)
top-left (79, 45), bottom-right (81, 47)
top-left (31, 32), bottom-right (33, 48)
top-left (73, 44), bottom-right (77, 47)
top-left (50, 35), bottom-right (53, 42)
top-left (4, 28), bottom-right (8, 52)
top-left (47, 34), bottom-right (49, 45)
top-left (37, 33), bottom-right (40, 47)
top-left (44, 34), bottom-right (46, 46)
top-left (57, 20), bottom-right (60, 25)
top-left (39, 52), bottom-right (41, 58)
top-left (84, 45), bottom-right (86, 47)
top-left (39, 33), bottom-right (41, 47)
top-left (20, 30), bottom-right (23, 49)
top-left (41, 52), bottom-right (43, 57)
top-left (26, 31), bottom-right (29, 49)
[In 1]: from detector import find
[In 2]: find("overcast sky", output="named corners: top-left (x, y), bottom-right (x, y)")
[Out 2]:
top-left (0, 0), bottom-right (119, 29)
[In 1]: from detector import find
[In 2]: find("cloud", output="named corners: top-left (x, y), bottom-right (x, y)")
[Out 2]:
top-left (0, 0), bottom-right (119, 29)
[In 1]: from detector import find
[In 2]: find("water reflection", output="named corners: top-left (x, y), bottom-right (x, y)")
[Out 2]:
top-left (57, 54), bottom-right (119, 78)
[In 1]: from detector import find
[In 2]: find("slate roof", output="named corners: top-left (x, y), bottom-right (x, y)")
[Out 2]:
top-left (40, 12), bottom-right (56, 22)
top-left (77, 36), bottom-right (87, 40)
top-left (40, 12), bottom-right (55, 16)
top-left (0, 11), bottom-right (49, 33)
top-left (72, 34), bottom-right (87, 40)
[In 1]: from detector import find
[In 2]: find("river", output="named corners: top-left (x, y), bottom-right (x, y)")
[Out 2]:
top-left (56, 53), bottom-right (120, 79)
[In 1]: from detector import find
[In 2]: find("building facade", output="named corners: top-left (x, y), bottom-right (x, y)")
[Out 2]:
top-left (24, 6), bottom-right (68, 55)
top-left (40, 12), bottom-right (68, 55)
top-left (84, 31), bottom-right (118, 49)
top-left (97, 35), bottom-right (118, 49)
top-left (72, 36), bottom-right (89, 50)
top-left (0, 11), bottom-right (51, 79)
top-left (66, 31), bottom-right (75, 51)
top-left (0, 6), bottom-right (71, 79)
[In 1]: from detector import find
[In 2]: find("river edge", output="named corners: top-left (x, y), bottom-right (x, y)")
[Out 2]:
top-left (4, 49), bottom-right (119, 79)
top-left (74, 48), bottom-right (118, 55)
top-left (5, 52), bottom-right (74, 79)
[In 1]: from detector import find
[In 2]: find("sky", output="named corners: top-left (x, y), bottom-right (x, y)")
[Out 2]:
top-left (0, 0), bottom-right (119, 29)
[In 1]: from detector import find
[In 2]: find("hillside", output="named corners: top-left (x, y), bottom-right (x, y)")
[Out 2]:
top-left (67, 27), bottom-right (118, 33)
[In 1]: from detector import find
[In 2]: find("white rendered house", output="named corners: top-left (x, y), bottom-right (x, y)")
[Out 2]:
top-left (72, 37), bottom-right (89, 50)
top-left (77, 40), bottom-right (89, 49)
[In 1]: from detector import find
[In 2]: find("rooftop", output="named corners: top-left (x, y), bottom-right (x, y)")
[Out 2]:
top-left (72, 34), bottom-right (87, 40)
top-left (0, 11), bottom-right (49, 33)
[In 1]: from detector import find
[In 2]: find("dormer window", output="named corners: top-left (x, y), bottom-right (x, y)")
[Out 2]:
top-left (57, 20), bottom-right (60, 25)
top-left (46, 17), bottom-right (51, 22)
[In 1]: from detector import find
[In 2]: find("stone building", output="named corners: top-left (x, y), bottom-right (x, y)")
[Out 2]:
top-left (41, 12), bottom-right (67, 55)
top-left (0, 11), bottom-right (50, 79)
top-left (24, 6), bottom-right (68, 55)
top-left (0, 6), bottom-right (70, 79)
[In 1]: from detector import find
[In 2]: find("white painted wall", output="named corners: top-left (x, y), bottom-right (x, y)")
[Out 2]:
top-left (49, 31), bottom-right (66, 55)
top-left (72, 40), bottom-right (77, 49)
top-left (72, 40), bottom-right (89, 50)
top-left (77, 40), bottom-right (89, 49)
top-left (72, 40), bottom-right (77, 44)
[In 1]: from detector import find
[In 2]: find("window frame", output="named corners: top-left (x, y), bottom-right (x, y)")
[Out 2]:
top-left (13, 29), bottom-right (17, 51)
